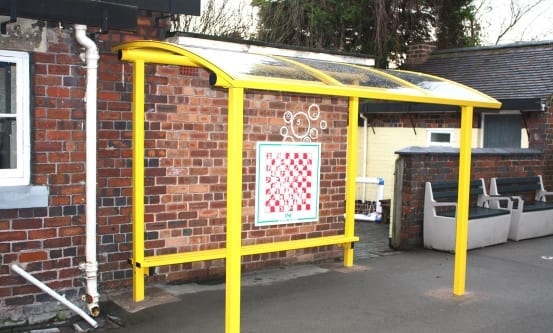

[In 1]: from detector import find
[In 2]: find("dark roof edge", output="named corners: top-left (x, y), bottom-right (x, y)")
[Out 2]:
top-left (359, 98), bottom-right (544, 114)
top-left (431, 40), bottom-right (553, 55)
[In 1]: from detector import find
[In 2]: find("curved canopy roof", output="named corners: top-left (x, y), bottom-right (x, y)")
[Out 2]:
top-left (113, 40), bottom-right (501, 109)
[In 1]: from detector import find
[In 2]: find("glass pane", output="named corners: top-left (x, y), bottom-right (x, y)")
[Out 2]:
top-left (0, 117), bottom-right (16, 169)
top-left (483, 114), bottom-right (521, 148)
top-left (386, 69), bottom-right (490, 102)
top-left (430, 133), bottom-right (451, 143)
top-left (288, 57), bottom-right (404, 89)
top-left (0, 62), bottom-right (16, 114)
top-left (186, 47), bottom-right (322, 82)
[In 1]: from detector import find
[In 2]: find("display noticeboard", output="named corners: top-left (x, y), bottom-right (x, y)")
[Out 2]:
top-left (255, 142), bottom-right (321, 226)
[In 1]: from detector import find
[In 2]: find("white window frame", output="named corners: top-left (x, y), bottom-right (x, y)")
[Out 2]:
top-left (426, 129), bottom-right (454, 147)
top-left (0, 50), bottom-right (30, 186)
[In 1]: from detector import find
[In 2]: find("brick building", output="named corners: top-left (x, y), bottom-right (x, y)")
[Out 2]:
top-left (0, 6), bottom-right (370, 327)
top-left (0, 3), bottom-right (213, 327)
top-left (0, 2), bottom-right (522, 329)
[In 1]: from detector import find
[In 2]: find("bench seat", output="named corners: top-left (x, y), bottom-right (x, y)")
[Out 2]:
top-left (513, 201), bottom-right (553, 212)
top-left (424, 179), bottom-right (512, 252)
top-left (490, 175), bottom-right (553, 241)
top-left (438, 207), bottom-right (510, 219)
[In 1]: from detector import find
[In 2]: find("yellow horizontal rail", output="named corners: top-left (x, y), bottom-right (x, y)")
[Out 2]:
top-left (137, 235), bottom-right (359, 268)
top-left (141, 248), bottom-right (226, 268)
top-left (241, 235), bottom-right (359, 256)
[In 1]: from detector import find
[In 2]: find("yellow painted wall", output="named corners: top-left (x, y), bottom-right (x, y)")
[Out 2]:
top-left (356, 127), bottom-right (529, 202)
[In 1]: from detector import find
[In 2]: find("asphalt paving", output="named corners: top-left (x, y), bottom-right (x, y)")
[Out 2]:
top-left (90, 222), bottom-right (553, 333)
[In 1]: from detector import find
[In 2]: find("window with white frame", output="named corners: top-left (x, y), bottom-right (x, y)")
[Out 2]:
top-left (0, 50), bottom-right (30, 186)
top-left (426, 129), bottom-right (454, 147)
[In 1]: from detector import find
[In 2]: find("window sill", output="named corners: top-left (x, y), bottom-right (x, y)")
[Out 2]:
top-left (0, 185), bottom-right (49, 209)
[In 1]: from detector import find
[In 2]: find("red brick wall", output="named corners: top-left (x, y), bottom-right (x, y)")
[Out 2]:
top-left (404, 43), bottom-right (437, 66)
top-left (0, 12), bottom-right (170, 313)
top-left (0, 27), bottom-right (86, 309)
top-left (93, 47), bottom-right (351, 286)
top-left (0, 12), bottom-right (351, 317)
top-left (365, 111), bottom-right (471, 128)
top-left (93, 52), bottom-right (351, 286)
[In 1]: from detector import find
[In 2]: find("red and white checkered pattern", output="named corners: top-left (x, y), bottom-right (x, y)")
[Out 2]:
top-left (263, 152), bottom-right (314, 213)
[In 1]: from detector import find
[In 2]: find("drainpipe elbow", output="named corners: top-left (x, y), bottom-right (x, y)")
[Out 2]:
top-left (80, 261), bottom-right (100, 316)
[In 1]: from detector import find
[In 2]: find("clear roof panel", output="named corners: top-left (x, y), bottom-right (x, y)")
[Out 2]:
top-left (113, 39), bottom-right (501, 108)
top-left (382, 69), bottom-right (492, 103)
top-left (287, 57), bottom-right (402, 89)
top-left (186, 46), bottom-right (322, 82)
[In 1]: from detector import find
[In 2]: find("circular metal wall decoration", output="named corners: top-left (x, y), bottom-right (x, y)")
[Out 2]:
top-left (281, 104), bottom-right (328, 142)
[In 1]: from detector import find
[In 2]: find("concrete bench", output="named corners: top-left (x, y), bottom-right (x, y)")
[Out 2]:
top-left (424, 179), bottom-right (512, 251)
top-left (490, 175), bottom-right (553, 241)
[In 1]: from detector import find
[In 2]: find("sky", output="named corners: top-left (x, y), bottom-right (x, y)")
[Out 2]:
top-left (477, 0), bottom-right (553, 45)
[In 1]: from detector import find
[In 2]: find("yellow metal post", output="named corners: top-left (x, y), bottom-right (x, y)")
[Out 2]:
top-left (344, 96), bottom-right (360, 267)
top-left (453, 105), bottom-right (474, 295)
top-left (226, 87), bottom-right (244, 333)
top-left (131, 60), bottom-right (146, 302)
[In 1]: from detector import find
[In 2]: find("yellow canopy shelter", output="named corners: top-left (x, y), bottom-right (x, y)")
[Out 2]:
top-left (112, 39), bottom-right (501, 333)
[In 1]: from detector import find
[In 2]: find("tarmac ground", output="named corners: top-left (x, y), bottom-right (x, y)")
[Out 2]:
top-left (29, 221), bottom-right (553, 333)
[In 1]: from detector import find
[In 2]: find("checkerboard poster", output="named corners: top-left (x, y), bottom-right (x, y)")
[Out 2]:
top-left (255, 142), bottom-right (321, 226)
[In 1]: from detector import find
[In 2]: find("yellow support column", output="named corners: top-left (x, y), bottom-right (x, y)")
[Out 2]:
top-left (344, 96), bottom-right (360, 267)
top-left (453, 105), bottom-right (474, 295)
top-left (226, 87), bottom-right (244, 333)
top-left (131, 60), bottom-right (146, 302)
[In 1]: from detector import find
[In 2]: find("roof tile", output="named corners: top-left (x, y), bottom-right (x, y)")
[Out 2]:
top-left (403, 41), bottom-right (553, 103)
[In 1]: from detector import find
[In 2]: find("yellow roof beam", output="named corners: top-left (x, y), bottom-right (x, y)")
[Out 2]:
top-left (118, 48), bottom-right (199, 67)
top-left (112, 40), bottom-right (234, 88)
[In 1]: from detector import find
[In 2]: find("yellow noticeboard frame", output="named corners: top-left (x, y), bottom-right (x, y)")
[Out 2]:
top-left (112, 40), bottom-right (501, 333)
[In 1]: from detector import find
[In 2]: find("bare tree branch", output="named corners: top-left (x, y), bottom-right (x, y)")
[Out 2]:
top-left (493, 0), bottom-right (545, 44)
top-left (170, 0), bottom-right (256, 38)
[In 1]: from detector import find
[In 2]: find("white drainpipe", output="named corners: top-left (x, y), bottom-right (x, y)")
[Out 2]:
top-left (74, 24), bottom-right (100, 317)
top-left (11, 264), bottom-right (99, 328)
